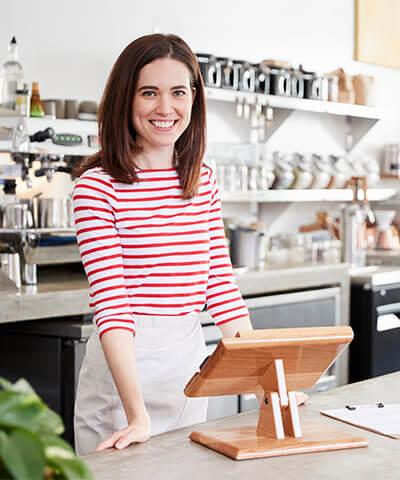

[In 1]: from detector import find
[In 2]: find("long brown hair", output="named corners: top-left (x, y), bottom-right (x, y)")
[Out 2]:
top-left (75, 34), bottom-right (206, 199)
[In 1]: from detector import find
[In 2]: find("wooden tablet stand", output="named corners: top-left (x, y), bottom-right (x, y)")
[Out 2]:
top-left (185, 326), bottom-right (368, 460)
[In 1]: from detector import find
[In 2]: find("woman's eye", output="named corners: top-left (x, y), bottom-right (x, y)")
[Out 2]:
top-left (142, 90), bottom-right (156, 97)
top-left (173, 90), bottom-right (186, 97)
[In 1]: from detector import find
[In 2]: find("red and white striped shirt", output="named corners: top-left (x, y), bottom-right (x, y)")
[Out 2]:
top-left (72, 164), bottom-right (249, 338)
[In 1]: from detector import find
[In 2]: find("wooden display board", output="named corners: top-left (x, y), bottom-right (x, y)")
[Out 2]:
top-left (185, 326), bottom-right (368, 460)
top-left (355, 0), bottom-right (400, 68)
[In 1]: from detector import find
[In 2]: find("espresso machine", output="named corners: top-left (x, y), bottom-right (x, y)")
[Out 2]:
top-left (0, 120), bottom-right (84, 288)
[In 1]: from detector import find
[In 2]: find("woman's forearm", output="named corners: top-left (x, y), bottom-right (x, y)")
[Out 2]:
top-left (100, 330), bottom-right (147, 423)
top-left (218, 316), bottom-right (253, 338)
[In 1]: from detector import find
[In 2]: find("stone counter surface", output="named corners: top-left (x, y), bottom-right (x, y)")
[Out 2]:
top-left (0, 263), bottom-right (350, 324)
top-left (83, 372), bottom-right (400, 480)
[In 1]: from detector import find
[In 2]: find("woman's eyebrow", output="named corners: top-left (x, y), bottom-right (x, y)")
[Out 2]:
top-left (137, 84), bottom-right (189, 91)
top-left (137, 85), bottom-right (159, 91)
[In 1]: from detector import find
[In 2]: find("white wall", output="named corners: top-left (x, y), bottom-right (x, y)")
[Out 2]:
top-left (2, 0), bottom-right (400, 232)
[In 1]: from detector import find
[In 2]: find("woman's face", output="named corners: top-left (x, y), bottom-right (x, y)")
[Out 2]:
top-left (132, 57), bottom-right (194, 151)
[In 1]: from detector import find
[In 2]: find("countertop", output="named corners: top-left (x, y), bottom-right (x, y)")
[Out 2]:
top-left (0, 263), bottom-right (350, 324)
top-left (82, 372), bottom-right (400, 480)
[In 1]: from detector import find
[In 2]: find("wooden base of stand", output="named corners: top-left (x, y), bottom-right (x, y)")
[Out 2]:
top-left (190, 423), bottom-right (368, 460)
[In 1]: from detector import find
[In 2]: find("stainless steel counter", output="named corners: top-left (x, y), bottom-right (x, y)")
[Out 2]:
top-left (0, 263), bottom-right (350, 324)
top-left (82, 372), bottom-right (400, 480)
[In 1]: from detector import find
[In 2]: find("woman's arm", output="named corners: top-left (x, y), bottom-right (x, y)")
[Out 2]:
top-left (218, 316), bottom-right (253, 338)
top-left (95, 331), bottom-right (151, 451)
top-left (73, 171), bottom-right (151, 450)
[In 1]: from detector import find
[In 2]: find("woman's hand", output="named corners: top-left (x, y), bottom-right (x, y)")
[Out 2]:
top-left (96, 411), bottom-right (151, 451)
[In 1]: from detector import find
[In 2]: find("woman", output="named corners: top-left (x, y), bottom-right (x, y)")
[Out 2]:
top-left (72, 33), bottom-right (253, 456)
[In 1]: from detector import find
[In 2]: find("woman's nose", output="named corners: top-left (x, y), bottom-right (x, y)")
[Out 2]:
top-left (156, 95), bottom-right (174, 115)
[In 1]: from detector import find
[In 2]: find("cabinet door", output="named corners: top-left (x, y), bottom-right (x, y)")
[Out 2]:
top-left (245, 287), bottom-right (340, 329)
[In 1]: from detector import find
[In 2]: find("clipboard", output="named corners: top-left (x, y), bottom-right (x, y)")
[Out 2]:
top-left (321, 403), bottom-right (400, 439)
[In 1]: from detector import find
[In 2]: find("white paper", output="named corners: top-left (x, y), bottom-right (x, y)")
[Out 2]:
top-left (321, 403), bottom-right (400, 439)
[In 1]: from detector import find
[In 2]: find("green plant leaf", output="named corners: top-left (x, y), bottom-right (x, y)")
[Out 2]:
top-left (35, 407), bottom-right (64, 436)
top-left (42, 434), bottom-right (94, 479)
top-left (0, 428), bottom-right (45, 480)
top-left (41, 433), bottom-right (75, 455)
top-left (47, 456), bottom-right (95, 480)
top-left (0, 377), bottom-right (37, 396)
top-left (0, 390), bottom-right (64, 435)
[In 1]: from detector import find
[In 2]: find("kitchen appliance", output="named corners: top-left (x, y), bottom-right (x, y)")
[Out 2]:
top-left (340, 177), bottom-right (373, 267)
top-left (373, 210), bottom-right (397, 250)
top-left (350, 267), bottom-right (400, 382)
top-left (228, 224), bottom-right (267, 269)
top-left (0, 317), bottom-right (93, 446)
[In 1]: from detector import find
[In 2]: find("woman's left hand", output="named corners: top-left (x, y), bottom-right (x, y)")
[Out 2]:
top-left (95, 413), bottom-right (151, 451)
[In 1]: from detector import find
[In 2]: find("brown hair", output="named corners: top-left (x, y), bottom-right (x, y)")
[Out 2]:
top-left (74, 34), bottom-right (206, 199)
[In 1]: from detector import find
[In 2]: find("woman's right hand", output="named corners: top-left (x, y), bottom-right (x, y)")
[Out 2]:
top-left (95, 411), bottom-right (151, 452)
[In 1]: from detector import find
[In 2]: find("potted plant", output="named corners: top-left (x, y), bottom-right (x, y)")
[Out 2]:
top-left (0, 377), bottom-right (93, 479)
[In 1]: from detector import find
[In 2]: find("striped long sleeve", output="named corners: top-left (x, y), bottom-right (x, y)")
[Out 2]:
top-left (205, 167), bottom-right (249, 326)
top-left (72, 171), bottom-right (136, 338)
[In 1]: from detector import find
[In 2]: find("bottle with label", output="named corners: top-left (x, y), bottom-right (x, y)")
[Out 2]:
top-left (30, 81), bottom-right (45, 117)
top-left (0, 36), bottom-right (24, 110)
top-left (15, 83), bottom-right (30, 116)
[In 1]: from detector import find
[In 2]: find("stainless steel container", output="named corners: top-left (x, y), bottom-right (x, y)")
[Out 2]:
top-left (34, 198), bottom-right (74, 228)
top-left (228, 225), bottom-right (267, 269)
top-left (2, 203), bottom-right (33, 229)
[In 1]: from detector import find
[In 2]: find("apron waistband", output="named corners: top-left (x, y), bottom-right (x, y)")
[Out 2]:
top-left (133, 312), bottom-right (199, 330)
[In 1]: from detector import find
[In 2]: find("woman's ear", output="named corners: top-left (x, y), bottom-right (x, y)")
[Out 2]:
top-left (191, 87), bottom-right (196, 104)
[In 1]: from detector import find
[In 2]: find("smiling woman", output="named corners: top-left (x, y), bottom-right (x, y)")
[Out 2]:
top-left (75, 34), bottom-right (206, 199)
top-left (72, 34), bottom-right (252, 456)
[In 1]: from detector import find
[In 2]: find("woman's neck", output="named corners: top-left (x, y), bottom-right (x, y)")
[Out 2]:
top-left (134, 144), bottom-right (175, 170)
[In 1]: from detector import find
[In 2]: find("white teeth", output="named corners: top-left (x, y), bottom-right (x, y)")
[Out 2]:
top-left (151, 120), bottom-right (175, 128)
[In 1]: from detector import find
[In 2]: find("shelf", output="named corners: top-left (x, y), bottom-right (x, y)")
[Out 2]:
top-left (205, 88), bottom-right (380, 119)
top-left (221, 188), bottom-right (396, 203)
top-left (205, 88), bottom-right (380, 149)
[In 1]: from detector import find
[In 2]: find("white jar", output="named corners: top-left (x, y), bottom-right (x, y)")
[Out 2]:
top-left (291, 155), bottom-right (313, 189)
top-left (310, 155), bottom-right (332, 189)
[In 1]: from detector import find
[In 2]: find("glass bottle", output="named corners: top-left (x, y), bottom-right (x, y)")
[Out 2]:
top-left (15, 83), bottom-right (30, 116)
top-left (0, 36), bottom-right (24, 109)
top-left (30, 81), bottom-right (45, 118)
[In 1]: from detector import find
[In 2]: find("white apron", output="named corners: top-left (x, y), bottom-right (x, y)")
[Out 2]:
top-left (74, 314), bottom-right (208, 456)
